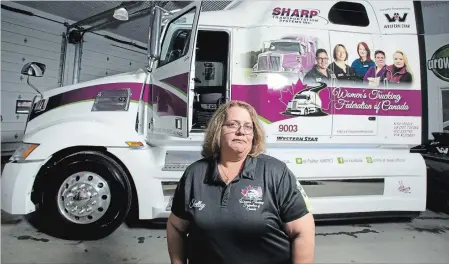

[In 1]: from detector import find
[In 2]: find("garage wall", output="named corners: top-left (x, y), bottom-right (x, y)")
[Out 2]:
top-left (77, 33), bottom-right (147, 83)
top-left (1, 2), bottom-right (149, 155)
top-left (422, 2), bottom-right (449, 139)
top-left (1, 3), bottom-right (67, 155)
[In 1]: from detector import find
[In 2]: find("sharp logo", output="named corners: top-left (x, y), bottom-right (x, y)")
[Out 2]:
top-left (436, 147), bottom-right (449, 155)
top-left (385, 12), bottom-right (408, 22)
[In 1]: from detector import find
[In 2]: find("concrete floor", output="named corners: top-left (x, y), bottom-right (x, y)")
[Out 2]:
top-left (2, 210), bottom-right (449, 264)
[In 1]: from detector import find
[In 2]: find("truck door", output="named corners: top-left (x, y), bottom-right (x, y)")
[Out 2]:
top-left (328, 31), bottom-right (378, 136)
top-left (149, 2), bottom-right (201, 139)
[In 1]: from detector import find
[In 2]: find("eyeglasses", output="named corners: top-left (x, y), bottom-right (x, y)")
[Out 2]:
top-left (223, 121), bottom-right (254, 134)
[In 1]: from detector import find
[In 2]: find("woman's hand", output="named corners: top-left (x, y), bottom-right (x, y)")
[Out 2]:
top-left (368, 77), bottom-right (380, 87)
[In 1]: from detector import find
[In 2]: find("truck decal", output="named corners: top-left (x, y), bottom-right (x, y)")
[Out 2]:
top-left (159, 72), bottom-right (190, 96)
top-left (231, 81), bottom-right (421, 123)
top-left (27, 71), bottom-right (191, 122)
top-left (151, 84), bottom-right (188, 118)
top-left (28, 82), bottom-right (145, 121)
top-left (235, 28), bottom-right (421, 140)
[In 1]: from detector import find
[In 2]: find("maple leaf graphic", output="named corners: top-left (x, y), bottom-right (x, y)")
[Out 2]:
top-left (241, 185), bottom-right (253, 196)
top-left (256, 187), bottom-right (263, 196)
top-left (278, 78), bottom-right (307, 106)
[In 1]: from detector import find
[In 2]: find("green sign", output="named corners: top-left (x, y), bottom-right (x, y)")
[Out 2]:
top-left (427, 44), bottom-right (449, 82)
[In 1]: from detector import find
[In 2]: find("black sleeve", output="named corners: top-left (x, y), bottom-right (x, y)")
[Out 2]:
top-left (303, 71), bottom-right (314, 85)
top-left (170, 170), bottom-right (191, 221)
top-left (278, 165), bottom-right (310, 223)
top-left (400, 72), bottom-right (413, 83)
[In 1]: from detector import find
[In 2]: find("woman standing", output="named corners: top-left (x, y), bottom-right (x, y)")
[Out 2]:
top-left (167, 100), bottom-right (315, 264)
top-left (351, 42), bottom-right (375, 78)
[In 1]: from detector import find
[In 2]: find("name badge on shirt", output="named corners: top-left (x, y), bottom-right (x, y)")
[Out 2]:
top-left (363, 64), bottom-right (369, 67)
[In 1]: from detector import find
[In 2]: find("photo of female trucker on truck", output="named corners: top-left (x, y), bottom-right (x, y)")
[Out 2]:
top-left (166, 101), bottom-right (315, 264)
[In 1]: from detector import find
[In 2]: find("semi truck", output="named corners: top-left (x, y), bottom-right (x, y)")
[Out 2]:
top-left (251, 35), bottom-right (319, 81)
top-left (2, 0), bottom-right (427, 240)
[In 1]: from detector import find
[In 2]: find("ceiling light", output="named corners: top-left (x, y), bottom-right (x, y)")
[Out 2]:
top-left (113, 7), bottom-right (129, 21)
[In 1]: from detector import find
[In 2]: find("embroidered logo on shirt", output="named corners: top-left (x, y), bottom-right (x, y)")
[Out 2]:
top-left (189, 199), bottom-right (206, 210)
top-left (239, 185), bottom-right (264, 211)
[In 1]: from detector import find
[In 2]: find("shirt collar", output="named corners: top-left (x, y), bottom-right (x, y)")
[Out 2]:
top-left (205, 155), bottom-right (258, 185)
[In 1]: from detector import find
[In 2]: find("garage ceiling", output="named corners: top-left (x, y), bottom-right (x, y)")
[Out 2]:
top-left (13, 1), bottom-right (233, 43)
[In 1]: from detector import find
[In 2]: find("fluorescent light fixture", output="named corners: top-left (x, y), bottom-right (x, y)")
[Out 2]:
top-left (113, 7), bottom-right (129, 21)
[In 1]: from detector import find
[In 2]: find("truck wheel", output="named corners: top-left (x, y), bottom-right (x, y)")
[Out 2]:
top-left (34, 150), bottom-right (132, 240)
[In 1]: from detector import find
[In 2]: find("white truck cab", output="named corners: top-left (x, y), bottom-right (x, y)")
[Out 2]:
top-left (2, 1), bottom-right (428, 240)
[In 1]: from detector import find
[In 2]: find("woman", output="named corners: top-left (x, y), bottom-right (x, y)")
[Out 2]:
top-left (363, 50), bottom-right (387, 87)
top-left (351, 42), bottom-right (375, 78)
top-left (328, 44), bottom-right (355, 79)
top-left (384, 50), bottom-right (413, 87)
top-left (167, 100), bottom-right (315, 264)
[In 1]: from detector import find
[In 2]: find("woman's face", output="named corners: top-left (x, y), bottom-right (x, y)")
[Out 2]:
top-left (375, 53), bottom-right (385, 67)
top-left (393, 53), bottom-right (405, 68)
top-left (335, 46), bottom-right (346, 62)
top-left (358, 44), bottom-right (367, 58)
top-left (220, 106), bottom-right (254, 156)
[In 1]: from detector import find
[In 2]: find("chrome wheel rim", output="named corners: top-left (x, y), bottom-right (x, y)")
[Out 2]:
top-left (57, 171), bottom-right (111, 224)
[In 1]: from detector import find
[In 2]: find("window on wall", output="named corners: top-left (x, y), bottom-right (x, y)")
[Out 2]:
top-left (442, 88), bottom-right (449, 131)
top-left (328, 1), bottom-right (370, 27)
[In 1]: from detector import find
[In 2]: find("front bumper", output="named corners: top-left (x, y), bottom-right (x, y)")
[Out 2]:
top-left (285, 108), bottom-right (305, 115)
top-left (1, 160), bottom-right (44, 214)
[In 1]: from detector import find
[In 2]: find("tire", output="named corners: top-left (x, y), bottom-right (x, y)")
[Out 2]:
top-left (32, 150), bottom-right (132, 240)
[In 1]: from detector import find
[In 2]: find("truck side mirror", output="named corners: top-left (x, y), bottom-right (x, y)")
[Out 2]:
top-left (148, 6), bottom-right (162, 68)
top-left (21, 62), bottom-right (46, 77)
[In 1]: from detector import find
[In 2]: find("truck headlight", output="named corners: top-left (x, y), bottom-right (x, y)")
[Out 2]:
top-left (91, 88), bottom-right (131, 112)
top-left (10, 143), bottom-right (39, 161)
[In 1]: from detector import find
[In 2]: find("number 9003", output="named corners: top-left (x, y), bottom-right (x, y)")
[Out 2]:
top-left (278, 124), bottom-right (298, 132)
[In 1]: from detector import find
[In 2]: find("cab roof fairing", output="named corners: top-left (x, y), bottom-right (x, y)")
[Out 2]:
top-left (169, 1), bottom-right (278, 28)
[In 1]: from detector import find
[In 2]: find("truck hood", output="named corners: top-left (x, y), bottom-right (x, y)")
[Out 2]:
top-left (26, 68), bottom-right (148, 126)
top-left (40, 68), bottom-right (148, 98)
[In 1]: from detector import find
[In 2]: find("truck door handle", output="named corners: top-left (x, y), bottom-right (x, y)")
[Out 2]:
top-left (368, 117), bottom-right (376, 121)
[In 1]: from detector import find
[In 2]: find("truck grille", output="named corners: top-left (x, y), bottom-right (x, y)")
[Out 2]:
top-left (257, 56), bottom-right (268, 71)
top-left (257, 55), bottom-right (281, 71)
top-left (269, 56), bottom-right (281, 71)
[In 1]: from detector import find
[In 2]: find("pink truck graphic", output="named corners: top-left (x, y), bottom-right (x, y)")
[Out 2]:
top-left (252, 35), bottom-right (318, 80)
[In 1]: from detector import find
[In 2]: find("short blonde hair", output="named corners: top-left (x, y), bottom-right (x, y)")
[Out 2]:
top-left (201, 100), bottom-right (266, 159)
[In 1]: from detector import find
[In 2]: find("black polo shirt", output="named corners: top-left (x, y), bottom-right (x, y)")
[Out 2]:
top-left (303, 65), bottom-right (335, 86)
top-left (171, 154), bottom-right (310, 264)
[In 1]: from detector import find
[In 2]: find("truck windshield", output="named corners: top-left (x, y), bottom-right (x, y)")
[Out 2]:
top-left (267, 42), bottom-right (301, 53)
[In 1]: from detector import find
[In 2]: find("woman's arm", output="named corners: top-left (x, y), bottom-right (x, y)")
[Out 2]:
top-left (285, 213), bottom-right (316, 264)
top-left (277, 166), bottom-right (316, 264)
top-left (363, 66), bottom-right (374, 81)
top-left (166, 170), bottom-right (192, 264)
top-left (167, 214), bottom-right (190, 264)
